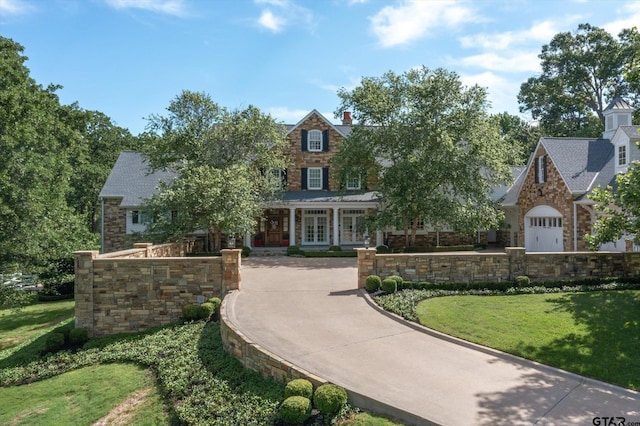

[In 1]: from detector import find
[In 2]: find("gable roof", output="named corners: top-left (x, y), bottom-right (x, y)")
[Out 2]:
top-left (285, 109), bottom-right (352, 138)
top-left (604, 96), bottom-right (634, 112)
top-left (99, 151), bottom-right (176, 208)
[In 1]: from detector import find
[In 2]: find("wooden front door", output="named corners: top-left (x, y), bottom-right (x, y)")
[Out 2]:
top-left (266, 215), bottom-right (282, 246)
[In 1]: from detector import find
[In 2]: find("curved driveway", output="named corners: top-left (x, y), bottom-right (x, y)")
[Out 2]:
top-left (225, 257), bottom-right (640, 426)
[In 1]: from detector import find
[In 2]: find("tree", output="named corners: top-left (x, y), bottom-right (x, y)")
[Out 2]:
top-left (0, 37), bottom-right (97, 270)
top-left (518, 24), bottom-right (640, 137)
top-left (142, 90), bottom-right (288, 250)
top-left (490, 112), bottom-right (541, 165)
top-left (585, 161), bottom-right (640, 250)
top-left (333, 67), bottom-right (513, 246)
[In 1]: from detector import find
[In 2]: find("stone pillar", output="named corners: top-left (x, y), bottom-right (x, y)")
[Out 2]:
top-left (333, 208), bottom-right (340, 246)
top-left (222, 249), bottom-right (242, 293)
top-left (289, 208), bottom-right (296, 247)
top-left (505, 247), bottom-right (526, 280)
top-left (356, 248), bottom-right (377, 289)
top-left (74, 250), bottom-right (99, 336)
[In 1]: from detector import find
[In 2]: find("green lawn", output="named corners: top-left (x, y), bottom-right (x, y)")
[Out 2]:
top-left (416, 290), bottom-right (640, 390)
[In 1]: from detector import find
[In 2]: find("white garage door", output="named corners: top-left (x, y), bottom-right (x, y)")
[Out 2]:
top-left (525, 205), bottom-right (563, 252)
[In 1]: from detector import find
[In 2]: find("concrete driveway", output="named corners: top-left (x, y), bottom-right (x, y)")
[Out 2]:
top-left (224, 257), bottom-right (640, 425)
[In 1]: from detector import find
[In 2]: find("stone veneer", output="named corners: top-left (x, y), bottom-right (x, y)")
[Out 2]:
top-left (102, 197), bottom-right (126, 253)
top-left (357, 247), bottom-right (640, 287)
top-left (75, 242), bottom-right (241, 337)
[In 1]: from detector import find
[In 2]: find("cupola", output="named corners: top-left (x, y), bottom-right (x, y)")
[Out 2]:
top-left (602, 97), bottom-right (634, 140)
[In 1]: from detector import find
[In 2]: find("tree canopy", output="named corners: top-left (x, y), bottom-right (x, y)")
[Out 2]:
top-left (518, 23), bottom-right (640, 137)
top-left (333, 67), bottom-right (513, 246)
top-left (142, 90), bottom-right (289, 250)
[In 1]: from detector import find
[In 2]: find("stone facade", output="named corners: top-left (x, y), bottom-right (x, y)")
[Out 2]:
top-left (102, 197), bottom-right (126, 253)
top-left (75, 243), bottom-right (241, 337)
top-left (357, 247), bottom-right (640, 286)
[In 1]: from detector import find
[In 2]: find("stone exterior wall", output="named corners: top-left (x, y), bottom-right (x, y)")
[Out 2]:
top-left (75, 243), bottom-right (241, 337)
top-left (386, 231), bottom-right (481, 248)
top-left (102, 197), bottom-right (126, 253)
top-left (357, 247), bottom-right (640, 287)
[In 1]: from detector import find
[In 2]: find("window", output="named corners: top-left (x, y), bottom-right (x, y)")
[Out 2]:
top-left (410, 218), bottom-right (425, 231)
top-left (308, 130), bottom-right (322, 152)
top-left (303, 209), bottom-right (328, 244)
top-left (529, 217), bottom-right (562, 228)
top-left (267, 169), bottom-right (287, 190)
top-left (619, 145), bottom-right (627, 166)
top-left (346, 174), bottom-right (361, 190)
top-left (132, 210), bottom-right (140, 224)
top-left (308, 168), bottom-right (322, 190)
top-left (535, 155), bottom-right (547, 184)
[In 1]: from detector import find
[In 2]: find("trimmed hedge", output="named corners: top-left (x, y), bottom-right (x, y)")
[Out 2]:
top-left (45, 332), bottom-right (65, 353)
top-left (365, 275), bottom-right (382, 293)
top-left (279, 396), bottom-right (312, 424)
top-left (285, 378), bottom-right (313, 399)
top-left (313, 384), bottom-right (348, 416)
top-left (69, 328), bottom-right (89, 345)
top-left (182, 303), bottom-right (213, 321)
top-left (381, 278), bottom-right (397, 294)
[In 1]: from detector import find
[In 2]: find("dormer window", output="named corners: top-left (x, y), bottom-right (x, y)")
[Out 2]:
top-left (618, 145), bottom-right (627, 166)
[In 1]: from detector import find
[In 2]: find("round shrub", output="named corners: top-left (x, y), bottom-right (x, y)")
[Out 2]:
top-left (279, 396), bottom-right (311, 424)
top-left (207, 297), bottom-right (222, 311)
top-left (285, 378), bottom-right (313, 399)
top-left (69, 328), bottom-right (89, 345)
top-left (381, 278), bottom-right (397, 294)
top-left (200, 302), bottom-right (215, 319)
top-left (313, 384), bottom-right (348, 416)
top-left (388, 275), bottom-right (404, 287)
top-left (375, 244), bottom-right (390, 253)
top-left (515, 275), bottom-right (531, 287)
top-left (328, 245), bottom-right (342, 252)
top-left (45, 332), bottom-right (65, 352)
top-left (287, 246), bottom-right (302, 256)
top-left (365, 275), bottom-right (382, 293)
top-left (242, 246), bottom-right (251, 257)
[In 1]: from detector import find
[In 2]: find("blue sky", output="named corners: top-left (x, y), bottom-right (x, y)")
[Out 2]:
top-left (2, 0), bottom-right (639, 135)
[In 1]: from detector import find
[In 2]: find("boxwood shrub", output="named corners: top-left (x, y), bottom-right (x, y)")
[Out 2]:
top-left (279, 396), bottom-right (311, 424)
top-left (182, 303), bottom-right (212, 321)
top-left (45, 332), bottom-right (65, 353)
top-left (313, 384), bottom-right (348, 416)
top-left (381, 278), bottom-right (397, 294)
top-left (285, 378), bottom-right (313, 399)
top-left (69, 327), bottom-right (89, 345)
top-left (365, 275), bottom-right (382, 293)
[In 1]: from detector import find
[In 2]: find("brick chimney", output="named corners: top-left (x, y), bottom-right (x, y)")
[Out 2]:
top-left (342, 111), bottom-right (352, 125)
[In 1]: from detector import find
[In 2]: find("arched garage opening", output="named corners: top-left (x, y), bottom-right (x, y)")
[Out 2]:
top-left (524, 205), bottom-right (564, 252)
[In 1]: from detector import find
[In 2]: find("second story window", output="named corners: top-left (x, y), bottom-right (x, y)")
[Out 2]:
top-left (619, 145), bottom-right (627, 166)
top-left (346, 174), bottom-right (361, 190)
top-left (308, 130), bottom-right (322, 151)
top-left (308, 168), bottom-right (322, 190)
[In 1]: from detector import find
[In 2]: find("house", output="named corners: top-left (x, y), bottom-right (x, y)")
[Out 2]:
top-left (501, 97), bottom-right (639, 252)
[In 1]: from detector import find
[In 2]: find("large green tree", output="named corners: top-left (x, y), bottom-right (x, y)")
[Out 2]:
top-left (333, 67), bottom-right (513, 246)
top-left (0, 37), bottom-right (96, 270)
top-left (490, 112), bottom-right (541, 165)
top-left (142, 90), bottom-right (288, 250)
top-left (518, 23), bottom-right (640, 137)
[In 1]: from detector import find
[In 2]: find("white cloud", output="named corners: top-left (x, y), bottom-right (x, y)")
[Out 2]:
top-left (460, 71), bottom-right (525, 116)
top-left (104, 0), bottom-right (188, 17)
top-left (457, 51), bottom-right (541, 73)
top-left (254, 0), bottom-right (313, 33)
top-left (603, 2), bottom-right (640, 36)
top-left (0, 0), bottom-right (35, 14)
top-left (369, 0), bottom-right (482, 48)
top-left (258, 10), bottom-right (285, 32)
top-left (267, 107), bottom-right (311, 124)
top-left (460, 20), bottom-right (561, 50)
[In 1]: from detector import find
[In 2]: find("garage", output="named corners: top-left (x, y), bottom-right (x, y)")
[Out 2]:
top-left (524, 205), bottom-right (564, 252)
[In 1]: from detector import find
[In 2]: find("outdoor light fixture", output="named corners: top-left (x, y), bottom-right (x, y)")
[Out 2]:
top-left (364, 233), bottom-right (370, 249)
top-left (227, 235), bottom-right (236, 249)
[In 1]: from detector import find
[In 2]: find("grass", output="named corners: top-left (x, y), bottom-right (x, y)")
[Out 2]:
top-left (0, 363), bottom-right (167, 425)
top-left (0, 300), bottom-right (401, 425)
top-left (0, 297), bottom-right (74, 351)
top-left (416, 290), bottom-right (640, 390)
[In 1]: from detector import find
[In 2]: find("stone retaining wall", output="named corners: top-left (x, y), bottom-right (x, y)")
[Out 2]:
top-left (219, 292), bottom-right (327, 387)
top-left (357, 247), bottom-right (640, 287)
top-left (75, 242), bottom-right (241, 337)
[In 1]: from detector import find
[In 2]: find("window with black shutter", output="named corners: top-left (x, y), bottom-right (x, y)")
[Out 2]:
top-left (322, 130), bottom-right (329, 152)
top-left (301, 130), bottom-right (308, 152)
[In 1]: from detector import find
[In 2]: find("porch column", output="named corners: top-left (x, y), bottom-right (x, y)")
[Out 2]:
top-left (376, 230), bottom-right (383, 247)
top-left (289, 208), bottom-right (296, 246)
top-left (333, 208), bottom-right (339, 246)
top-left (244, 232), bottom-right (252, 249)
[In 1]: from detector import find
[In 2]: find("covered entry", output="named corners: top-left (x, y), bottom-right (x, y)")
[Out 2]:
top-left (524, 205), bottom-right (564, 252)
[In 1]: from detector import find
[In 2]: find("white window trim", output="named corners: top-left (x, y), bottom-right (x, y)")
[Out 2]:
top-left (308, 167), bottom-right (322, 190)
top-left (302, 209), bottom-right (328, 245)
top-left (537, 156), bottom-right (546, 183)
top-left (346, 174), bottom-right (361, 190)
top-left (308, 130), bottom-right (322, 152)
top-left (618, 144), bottom-right (627, 166)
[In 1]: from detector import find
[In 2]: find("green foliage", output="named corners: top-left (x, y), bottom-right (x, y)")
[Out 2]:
top-left (300, 250), bottom-right (357, 258)
top-left (45, 332), bottom-right (65, 353)
top-left (515, 276), bottom-right (531, 287)
top-left (329, 246), bottom-right (342, 252)
top-left (284, 378), bottom-right (314, 399)
top-left (142, 90), bottom-right (289, 251)
top-left (207, 297), bottom-right (222, 311)
top-left (387, 275), bottom-right (404, 287)
top-left (279, 396), bottom-right (312, 424)
top-left (375, 245), bottom-right (390, 253)
top-left (490, 112), bottom-right (541, 165)
top-left (181, 303), bottom-right (212, 321)
top-left (286, 246), bottom-right (302, 256)
top-left (69, 328), bottom-right (89, 345)
top-left (381, 278), bottom-right (397, 295)
top-left (334, 67), bottom-right (512, 247)
top-left (242, 246), bottom-right (251, 257)
top-left (313, 384), bottom-right (348, 416)
top-left (518, 23), bottom-right (640, 137)
top-left (365, 275), bottom-right (382, 293)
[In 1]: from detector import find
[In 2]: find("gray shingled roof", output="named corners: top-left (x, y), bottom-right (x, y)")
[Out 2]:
top-left (280, 191), bottom-right (379, 203)
top-left (541, 137), bottom-right (614, 193)
top-left (99, 151), bottom-right (176, 207)
top-left (621, 125), bottom-right (640, 138)
top-left (497, 166), bottom-right (526, 205)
